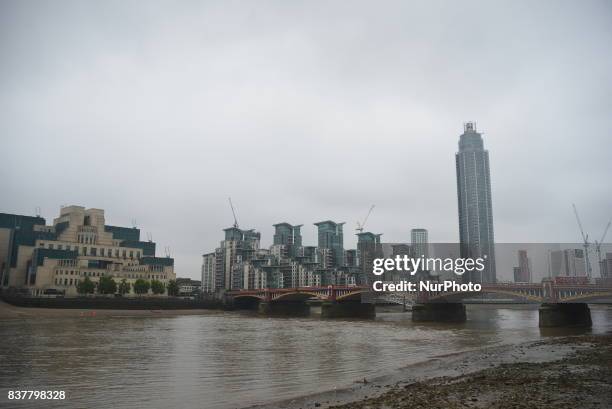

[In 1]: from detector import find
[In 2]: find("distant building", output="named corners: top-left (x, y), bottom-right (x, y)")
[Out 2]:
top-left (273, 223), bottom-right (302, 258)
top-left (513, 250), bottom-right (531, 283)
top-left (201, 252), bottom-right (217, 293)
top-left (357, 232), bottom-right (383, 283)
top-left (344, 249), bottom-right (358, 268)
top-left (391, 244), bottom-right (411, 257)
top-left (314, 220), bottom-right (345, 267)
top-left (0, 206), bottom-right (175, 296)
top-left (598, 252), bottom-right (612, 279)
top-left (410, 229), bottom-right (429, 259)
top-left (550, 249), bottom-right (586, 277)
top-left (455, 122), bottom-right (496, 283)
top-left (202, 220), bottom-right (362, 293)
top-left (176, 278), bottom-right (201, 296)
top-left (222, 227), bottom-right (261, 290)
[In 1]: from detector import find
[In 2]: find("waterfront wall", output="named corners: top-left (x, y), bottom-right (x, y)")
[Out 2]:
top-left (0, 294), bottom-right (223, 310)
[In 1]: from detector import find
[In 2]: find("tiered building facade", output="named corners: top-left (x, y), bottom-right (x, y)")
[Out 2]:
top-left (0, 206), bottom-right (175, 296)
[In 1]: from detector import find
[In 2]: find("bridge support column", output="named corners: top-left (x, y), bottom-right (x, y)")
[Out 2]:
top-left (539, 303), bottom-right (592, 327)
top-left (258, 301), bottom-right (310, 317)
top-left (320, 301), bottom-right (375, 319)
top-left (412, 303), bottom-right (466, 323)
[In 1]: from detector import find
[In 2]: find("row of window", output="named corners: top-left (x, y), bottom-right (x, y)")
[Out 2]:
top-left (40, 242), bottom-right (141, 259)
top-left (54, 275), bottom-right (169, 287)
top-left (53, 269), bottom-right (168, 281)
top-left (77, 234), bottom-right (97, 245)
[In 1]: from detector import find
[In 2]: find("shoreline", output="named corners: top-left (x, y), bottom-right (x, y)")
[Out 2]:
top-left (253, 334), bottom-right (612, 409)
top-left (0, 299), bottom-right (223, 318)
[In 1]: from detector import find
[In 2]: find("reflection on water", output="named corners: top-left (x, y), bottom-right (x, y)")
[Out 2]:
top-left (0, 305), bottom-right (610, 409)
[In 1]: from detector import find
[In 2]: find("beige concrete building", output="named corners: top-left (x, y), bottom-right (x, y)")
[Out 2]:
top-left (0, 206), bottom-right (175, 296)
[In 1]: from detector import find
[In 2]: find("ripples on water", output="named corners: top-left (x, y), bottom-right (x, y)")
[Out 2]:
top-left (1, 305), bottom-right (611, 409)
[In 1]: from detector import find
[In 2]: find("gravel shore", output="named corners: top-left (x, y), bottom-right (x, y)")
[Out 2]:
top-left (255, 334), bottom-right (612, 409)
top-left (320, 335), bottom-right (612, 409)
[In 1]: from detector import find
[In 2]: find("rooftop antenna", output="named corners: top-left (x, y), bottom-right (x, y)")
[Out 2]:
top-left (595, 220), bottom-right (611, 277)
top-left (164, 246), bottom-right (172, 258)
top-left (146, 232), bottom-right (153, 242)
top-left (572, 203), bottom-right (592, 277)
top-left (131, 218), bottom-right (138, 229)
top-left (356, 205), bottom-right (375, 233)
top-left (35, 206), bottom-right (41, 217)
top-left (228, 197), bottom-right (239, 229)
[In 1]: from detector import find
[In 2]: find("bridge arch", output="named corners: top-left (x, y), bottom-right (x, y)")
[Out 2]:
top-left (428, 289), bottom-right (542, 303)
top-left (272, 291), bottom-right (323, 302)
top-left (336, 290), bottom-right (367, 301)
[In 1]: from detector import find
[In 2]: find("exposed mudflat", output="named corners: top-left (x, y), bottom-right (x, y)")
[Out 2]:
top-left (259, 335), bottom-right (612, 409)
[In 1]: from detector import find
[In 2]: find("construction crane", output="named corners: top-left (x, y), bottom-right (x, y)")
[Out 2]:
top-left (595, 220), bottom-right (611, 277)
top-left (572, 203), bottom-right (592, 277)
top-left (228, 197), bottom-right (239, 229)
top-left (356, 205), bottom-right (375, 233)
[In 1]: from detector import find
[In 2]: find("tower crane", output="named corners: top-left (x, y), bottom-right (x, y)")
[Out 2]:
top-left (228, 197), bottom-right (239, 229)
top-left (595, 220), bottom-right (611, 277)
top-left (572, 203), bottom-right (592, 277)
top-left (356, 205), bottom-right (375, 233)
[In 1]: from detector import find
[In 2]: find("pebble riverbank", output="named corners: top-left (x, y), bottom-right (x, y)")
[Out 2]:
top-left (259, 334), bottom-right (612, 409)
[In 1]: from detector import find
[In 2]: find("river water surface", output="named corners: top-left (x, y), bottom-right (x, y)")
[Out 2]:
top-left (1, 304), bottom-right (611, 409)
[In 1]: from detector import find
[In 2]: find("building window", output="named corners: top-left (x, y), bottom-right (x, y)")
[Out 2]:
top-left (49, 244), bottom-right (54, 249)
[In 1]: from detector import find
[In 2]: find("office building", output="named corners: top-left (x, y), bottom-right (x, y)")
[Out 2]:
top-left (0, 206), bottom-right (175, 296)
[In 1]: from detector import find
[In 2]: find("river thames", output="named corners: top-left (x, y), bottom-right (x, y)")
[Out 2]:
top-left (1, 304), bottom-right (611, 409)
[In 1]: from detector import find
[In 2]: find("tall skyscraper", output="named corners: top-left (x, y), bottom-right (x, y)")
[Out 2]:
top-left (410, 228), bottom-right (429, 259)
top-left (456, 122), bottom-right (496, 283)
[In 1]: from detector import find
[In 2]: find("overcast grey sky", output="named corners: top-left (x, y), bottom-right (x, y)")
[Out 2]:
top-left (1, 0), bottom-right (611, 279)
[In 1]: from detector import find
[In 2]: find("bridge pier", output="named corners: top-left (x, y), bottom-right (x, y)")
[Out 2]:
top-left (539, 303), bottom-right (592, 327)
top-left (412, 303), bottom-right (466, 323)
top-left (321, 301), bottom-right (375, 319)
top-left (258, 301), bottom-right (311, 317)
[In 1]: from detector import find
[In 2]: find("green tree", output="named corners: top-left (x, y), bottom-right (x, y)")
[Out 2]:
top-left (77, 277), bottom-right (95, 295)
top-left (150, 279), bottom-right (165, 295)
top-left (98, 276), bottom-right (117, 294)
top-left (167, 279), bottom-right (179, 297)
top-left (118, 279), bottom-right (131, 295)
top-left (133, 279), bottom-right (150, 295)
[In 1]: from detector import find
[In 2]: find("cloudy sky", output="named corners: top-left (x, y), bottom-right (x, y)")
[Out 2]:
top-left (1, 0), bottom-right (611, 279)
